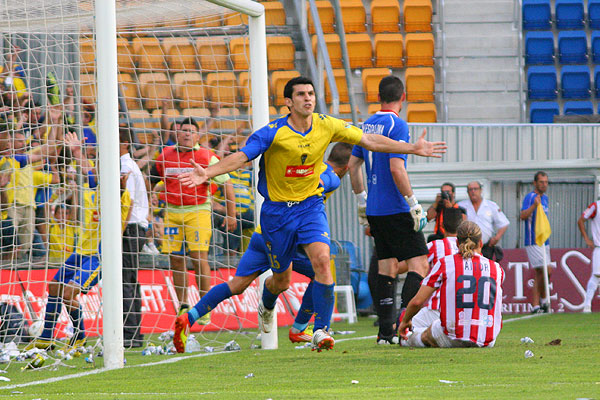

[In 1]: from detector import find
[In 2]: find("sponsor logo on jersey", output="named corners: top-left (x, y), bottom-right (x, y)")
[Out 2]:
top-left (165, 167), bottom-right (194, 176)
top-left (285, 164), bottom-right (315, 177)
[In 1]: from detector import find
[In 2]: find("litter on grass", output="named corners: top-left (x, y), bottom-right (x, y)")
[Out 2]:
top-left (520, 337), bottom-right (534, 344)
top-left (439, 379), bottom-right (460, 384)
top-left (524, 350), bottom-right (534, 358)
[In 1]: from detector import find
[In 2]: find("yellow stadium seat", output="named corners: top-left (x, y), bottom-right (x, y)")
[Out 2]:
top-left (330, 103), bottom-right (358, 122)
top-left (192, 14), bottom-right (223, 28)
top-left (370, 0), bottom-right (401, 33)
top-left (80, 74), bottom-right (96, 104)
top-left (405, 67), bottom-right (435, 102)
top-left (271, 70), bottom-right (300, 106)
top-left (238, 72), bottom-right (251, 105)
top-left (311, 34), bottom-right (342, 68)
top-left (404, 0), bottom-right (433, 32)
top-left (224, 12), bottom-right (248, 26)
top-left (150, 108), bottom-right (180, 130)
top-left (136, 131), bottom-right (156, 145)
top-left (266, 36), bottom-right (295, 71)
top-left (405, 33), bottom-right (434, 67)
top-left (117, 38), bottom-right (135, 73)
top-left (139, 72), bottom-right (172, 110)
top-left (161, 15), bottom-right (189, 29)
top-left (341, 0), bottom-right (367, 33)
top-left (367, 103), bottom-right (381, 114)
top-left (163, 38), bottom-right (197, 72)
top-left (80, 38), bottom-right (95, 74)
top-left (128, 109), bottom-right (152, 130)
top-left (269, 106), bottom-right (280, 118)
top-left (406, 103), bottom-right (437, 122)
top-left (205, 72), bottom-right (239, 106)
top-left (346, 34), bottom-right (373, 69)
top-left (133, 37), bottom-right (166, 72)
top-left (215, 107), bottom-right (243, 132)
top-left (324, 69), bottom-right (349, 104)
top-left (308, 1), bottom-right (335, 34)
top-left (196, 37), bottom-right (229, 71)
top-left (362, 68), bottom-right (390, 103)
top-left (182, 108), bottom-right (211, 118)
top-left (229, 37), bottom-right (250, 70)
top-left (118, 73), bottom-right (141, 111)
top-left (173, 72), bottom-right (205, 109)
top-left (374, 34), bottom-right (403, 68)
top-left (263, 2), bottom-right (286, 26)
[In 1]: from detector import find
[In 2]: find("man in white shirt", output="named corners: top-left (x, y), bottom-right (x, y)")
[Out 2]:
top-left (458, 181), bottom-right (509, 262)
top-left (120, 127), bottom-right (150, 348)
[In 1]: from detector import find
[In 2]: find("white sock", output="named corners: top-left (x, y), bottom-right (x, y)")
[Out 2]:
top-left (406, 331), bottom-right (426, 348)
top-left (584, 274), bottom-right (600, 306)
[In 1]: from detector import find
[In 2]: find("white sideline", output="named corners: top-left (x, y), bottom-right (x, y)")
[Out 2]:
top-left (0, 313), bottom-right (547, 391)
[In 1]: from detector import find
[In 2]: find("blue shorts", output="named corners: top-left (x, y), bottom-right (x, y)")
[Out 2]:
top-left (260, 196), bottom-right (330, 274)
top-left (53, 253), bottom-right (101, 293)
top-left (235, 232), bottom-right (315, 279)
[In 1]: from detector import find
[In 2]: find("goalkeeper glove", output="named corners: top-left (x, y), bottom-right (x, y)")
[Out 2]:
top-left (355, 191), bottom-right (368, 226)
top-left (404, 194), bottom-right (427, 232)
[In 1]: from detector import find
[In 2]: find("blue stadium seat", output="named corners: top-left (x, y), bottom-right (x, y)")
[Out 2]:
top-left (561, 65), bottom-right (591, 99)
top-left (589, 0), bottom-right (600, 29)
top-left (592, 31), bottom-right (600, 63)
top-left (530, 102), bottom-right (560, 123)
top-left (594, 65), bottom-right (600, 97)
top-left (564, 100), bottom-right (594, 115)
top-left (523, 0), bottom-right (552, 30)
top-left (556, 0), bottom-right (585, 29)
top-left (527, 66), bottom-right (558, 99)
top-left (525, 31), bottom-right (555, 64)
top-left (558, 31), bottom-right (587, 64)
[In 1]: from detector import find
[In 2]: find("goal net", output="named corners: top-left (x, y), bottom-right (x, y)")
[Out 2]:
top-left (0, 0), bottom-right (290, 372)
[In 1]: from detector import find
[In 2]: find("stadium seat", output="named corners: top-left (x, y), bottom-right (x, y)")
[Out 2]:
top-left (405, 67), bottom-right (435, 102)
top-left (522, 0), bottom-right (552, 30)
top-left (173, 72), bottom-right (205, 109)
top-left (116, 38), bottom-right (135, 73)
top-left (196, 37), bottom-right (229, 71)
top-left (525, 31), bottom-right (555, 65)
top-left (340, 0), bottom-right (367, 33)
top-left (133, 37), bottom-right (165, 72)
top-left (79, 38), bottom-right (95, 74)
top-left (192, 14), bottom-right (223, 28)
top-left (127, 109), bottom-right (152, 130)
top-left (150, 108), bottom-right (180, 130)
top-left (266, 36), bottom-right (295, 71)
top-left (403, 0), bottom-right (433, 32)
top-left (367, 103), bottom-right (380, 114)
top-left (139, 72), bottom-right (172, 110)
top-left (556, 0), bottom-right (585, 29)
top-left (311, 34), bottom-right (343, 68)
top-left (362, 68), bottom-right (390, 103)
top-left (205, 72), bottom-right (238, 106)
top-left (561, 65), bottom-right (591, 99)
top-left (527, 66), bottom-right (557, 100)
top-left (182, 108), bottom-right (211, 119)
top-left (229, 37), bottom-right (250, 70)
top-left (118, 73), bottom-right (141, 111)
top-left (346, 34), bottom-right (373, 69)
top-left (591, 32), bottom-right (600, 63)
top-left (595, 66), bottom-right (600, 97)
top-left (324, 69), bottom-right (350, 104)
top-left (161, 15), bottom-right (189, 29)
top-left (374, 34), bottom-right (403, 68)
top-left (370, 0), bottom-right (401, 33)
top-left (262, 1), bottom-right (286, 26)
top-left (224, 12), bottom-right (248, 26)
top-left (136, 132), bottom-right (157, 145)
top-left (558, 31), bottom-right (587, 64)
top-left (405, 33), bottom-right (435, 67)
top-left (238, 72), bottom-right (250, 105)
top-left (215, 107), bottom-right (243, 132)
top-left (564, 100), bottom-right (594, 115)
top-left (268, 106), bottom-right (280, 118)
top-left (589, 0), bottom-right (600, 29)
top-left (162, 38), bottom-right (197, 72)
top-left (271, 70), bottom-right (300, 106)
top-left (529, 102), bottom-right (559, 123)
top-left (308, 1), bottom-right (335, 34)
top-left (278, 106), bottom-right (289, 115)
top-left (330, 104), bottom-right (358, 122)
top-left (406, 103), bottom-right (437, 122)
top-left (80, 74), bottom-right (96, 104)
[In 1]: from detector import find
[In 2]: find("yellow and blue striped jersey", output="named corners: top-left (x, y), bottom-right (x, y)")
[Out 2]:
top-left (214, 168), bottom-right (254, 213)
top-left (240, 113), bottom-right (362, 202)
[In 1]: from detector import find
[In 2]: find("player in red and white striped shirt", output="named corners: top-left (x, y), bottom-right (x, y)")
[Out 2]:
top-left (578, 199), bottom-right (600, 313)
top-left (399, 220), bottom-right (504, 348)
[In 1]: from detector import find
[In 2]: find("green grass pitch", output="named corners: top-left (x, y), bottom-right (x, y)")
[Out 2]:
top-left (1, 313), bottom-right (599, 399)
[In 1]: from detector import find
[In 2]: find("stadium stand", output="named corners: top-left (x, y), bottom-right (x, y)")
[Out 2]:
top-left (595, 66), bottom-right (600, 97)
top-left (555, 0), bottom-right (585, 30)
top-left (522, 0), bottom-right (552, 30)
top-left (238, 72), bottom-right (250, 105)
top-left (192, 14), bottom-right (222, 28)
top-left (229, 37), bottom-right (250, 70)
top-left (266, 36), bottom-right (295, 71)
top-left (224, 11), bottom-right (248, 26)
top-left (312, 34), bottom-right (343, 68)
top-left (139, 72), bottom-right (172, 109)
top-left (80, 38), bottom-right (96, 74)
top-left (367, 103), bottom-right (380, 114)
top-left (557, 31), bottom-right (587, 64)
top-left (117, 38), bottom-right (135, 73)
top-left (374, 33), bottom-right (403, 68)
top-left (346, 34), bottom-right (373, 69)
top-left (324, 69), bottom-right (350, 104)
top-left (133, 37), bottom-right (165, 72)
top-left (591, 32), bottom-right (600, 63)
top-left (128, 109), bottom-right (152, 130)
top-left (205, 72), bottom-right (238, 106)
top-left (525, 31), bottom-right (555, 65)
top-left (80, 73), bottom-right (96, 104)
top-left (362, 68), bottom-right (390, 103)
top-left (262, 1), bottom-right (286, 26)
top-left (405, 33), bottom-right (435, 67)
top-left (163, 38), bottom-right (197, 72)
top-left (174, 72), bottom-right (205, 109)
top-left (403, 0), bottom-right (433, 32)
top-left (151, 108), bottom-right (179, 130)
top-left (182, 107), bottom-right (211, 119)
top-left (118, 73), bottom-right (141, 110)
top-left (196, 37), bottom-right (229, 71)
top-left (561, 65), bottom-right (591, 99)
top-left (308, 1), bottom-right (335, 34)
top-left (564, 100), bottom-right (594, 114)
top-left (527, 66), bottom-right (558, 100)
top-left (405, 67), bottom-right (435, 102)
top-left (370, 0), bottom-right (401, 33)
top-left (215, 107), bottom-right (242, 132)
top-left (271, 70), bottom-right (300, 106)
top-left (406, 103), bottom-right (437, 122)
top-left (590, 0), bottom-right (600, 29)
top-left (340, 0), bottom-right (367, 33)
top-left (530, 101), bottom-right (560, 122)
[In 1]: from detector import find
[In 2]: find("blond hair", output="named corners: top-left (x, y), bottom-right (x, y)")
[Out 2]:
top-left (457, 221), bottom-right (482, 258)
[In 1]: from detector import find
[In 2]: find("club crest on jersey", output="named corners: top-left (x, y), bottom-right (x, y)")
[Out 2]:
top-left (285, 164), bottom-right (315, 177)
top-left (301, 154), bottom-right (308, 164)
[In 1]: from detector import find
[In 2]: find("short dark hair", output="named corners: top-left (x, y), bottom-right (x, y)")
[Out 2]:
top-left (327, 143), bottom-right (352, 167)
top-left (178, 117), bottom-right (199, 130)
top-left (284, 76), bottom-right (314, 99)
top-left (443, 208), bottom-right (463, 234)
top-left (378, 75), bottom-right (404, 103)
top-left (119, 126), bottom-right (132, 144)
top-left (441, 182), bottom-right (456, 193)
top-left (534, 171), bottom-right (548, 182)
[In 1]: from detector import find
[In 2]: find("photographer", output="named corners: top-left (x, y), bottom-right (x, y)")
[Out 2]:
top-left (426, 182), bottom-right (465, 242)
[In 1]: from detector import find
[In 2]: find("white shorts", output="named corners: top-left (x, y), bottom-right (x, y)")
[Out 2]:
top-left (593, 247), bottom-right (600, 276)
top-left (412, 307), bottom-right (440, 334)
top-left (526, 244), bottom-right (552, 268)
top-left (431, 319), bottom-right (482, 348)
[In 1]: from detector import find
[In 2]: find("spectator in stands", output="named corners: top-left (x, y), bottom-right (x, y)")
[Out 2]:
top-left (520, 171), bottom-right (552, 314)
top-left (426, 182), bottom-right (465, 242)
top-left (458, 181), bottom-right (509, 262)
top-left (0, 45), bottom-right (28, 99)
top-left (0, 128), bottom-right (15, 260)
top-left (142, 191), bottom-right (163, 254)
top-left (47, 202), bottom-right (76, 264)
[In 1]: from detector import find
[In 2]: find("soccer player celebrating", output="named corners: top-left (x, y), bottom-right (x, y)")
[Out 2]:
top-left (398, 221), bottom-right (504, 348)
top-left (578, 194), bottom-right (600, 313)
top-left (178, 76), bottom-right (445, 351)
top-left (348, 75), bottom-right (429, 345)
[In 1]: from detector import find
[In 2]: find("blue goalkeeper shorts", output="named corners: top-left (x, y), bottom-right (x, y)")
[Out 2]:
top-left (54, 252), bottom-right (101, 293)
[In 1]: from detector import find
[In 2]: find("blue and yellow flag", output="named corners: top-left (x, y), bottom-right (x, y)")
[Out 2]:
top-left (535, 203), bottom-right (552, 246)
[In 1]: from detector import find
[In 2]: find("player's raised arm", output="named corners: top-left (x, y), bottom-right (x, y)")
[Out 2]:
top-left (178, 151), bottom-right (249, 187)
top-left (358, 128), bottom-right (446, 158)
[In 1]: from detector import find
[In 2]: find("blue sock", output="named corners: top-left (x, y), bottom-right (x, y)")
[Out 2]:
top-left (40, 295), bottom-right (62, 340)
top-left (69, 305), bottom-right (86, 341)
top-left (312, 281), bottom-right (334, 331)
top-left (293, 281), bottom-right (314, 330)
top-left (188, 283), bottom-right (232, 325)
top-left (261, 283), bottom-right (279, 310)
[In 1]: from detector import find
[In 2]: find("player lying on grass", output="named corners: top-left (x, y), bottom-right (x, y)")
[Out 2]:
top-left (398, 220), bottom-right (504, 348)
top-left (173, 143), bottom-right (353, 353)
